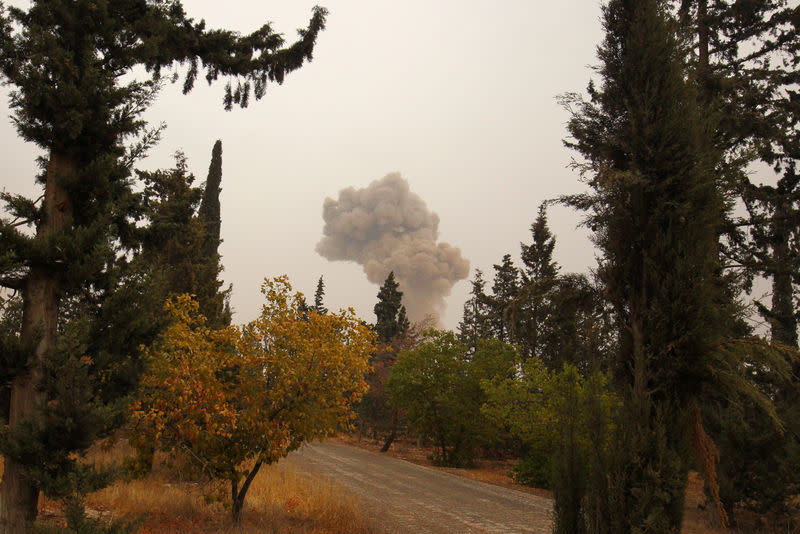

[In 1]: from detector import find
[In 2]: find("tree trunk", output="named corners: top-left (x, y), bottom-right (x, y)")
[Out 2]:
top-left (770, 200), bottom-right (797, 348)
top-left (380, 409), bottom-right (398, 452)
top-left (0, 151), bottom-right (72, 533)
top-left (231, 460), bottom-right (263, 524)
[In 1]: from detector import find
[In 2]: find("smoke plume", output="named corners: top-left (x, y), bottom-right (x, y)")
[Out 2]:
top-left (316, 173), bottom-right (470, 322)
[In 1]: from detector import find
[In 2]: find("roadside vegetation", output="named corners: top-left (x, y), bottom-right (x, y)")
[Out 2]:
top-left (1, 1), bottom-right (799, 533)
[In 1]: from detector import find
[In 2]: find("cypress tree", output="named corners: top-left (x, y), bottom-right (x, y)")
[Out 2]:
top-left (198, 140), bottom-right (223, 260)
top-left (195, 140), bottom-right (231, 327)
top-left (563, 0), bottom-right (731, 529)
top-left (0, 2), bottom-right (327, 530)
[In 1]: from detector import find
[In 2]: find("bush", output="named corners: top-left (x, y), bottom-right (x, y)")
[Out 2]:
top-left (512, 446), bottom-right (551, 489)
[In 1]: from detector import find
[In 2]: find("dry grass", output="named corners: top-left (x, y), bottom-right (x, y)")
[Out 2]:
top-left (33, 440), bottom-right (378, 534)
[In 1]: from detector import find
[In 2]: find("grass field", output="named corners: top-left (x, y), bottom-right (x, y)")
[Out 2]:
top-left (25, 440), bottom-right (378, 534)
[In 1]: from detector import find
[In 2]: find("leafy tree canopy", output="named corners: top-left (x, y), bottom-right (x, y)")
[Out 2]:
top-left (130, 276), bottom-right (375, 523)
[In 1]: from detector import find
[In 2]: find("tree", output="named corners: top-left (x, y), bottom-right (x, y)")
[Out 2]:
top-left (487, 254), bottom-right (519, 342)
top-left (458, 269), bottom-right (493, 350)
top-left (196, 139), bottom-right (232, 328)
top-left (387, 331), bottom-right (516, 466)
top-left (520, 203), bottom-right (559, 284)
top-left (561, 0), bottom-right (748, 529)
top-left (313, 275), bottom-right (328, 315)
top-left (373, 271), bottom-right (409, 343)
top-left (130, 277), bottom-right (375, 524)
top-left (482, 360), bottom-right (618, 534)
top-left (0, 2), bottom-right (327, 529)
top-left (669, 1), bottom-right (800, 525)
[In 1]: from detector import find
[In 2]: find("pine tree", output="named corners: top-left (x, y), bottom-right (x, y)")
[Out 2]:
top-left (374, 272), bottom-right (408, 344)
top-left (458, 269), bottom-right (493, 350)
top-left (0, 2), bottom-right (327, 529)
top-left (488, 254), bottom-right (519, 342)
top-left (520, 203), bottom-right (559, 284)
top-left (509, 204), bottom-right (562, 362)
top-left (563, 0), bottom-right (734, 529)
top-left (313, 276), bottom-right (328, 315)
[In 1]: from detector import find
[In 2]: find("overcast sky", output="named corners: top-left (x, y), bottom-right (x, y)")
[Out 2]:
top-left (0, 1), bottom-right (606, 329)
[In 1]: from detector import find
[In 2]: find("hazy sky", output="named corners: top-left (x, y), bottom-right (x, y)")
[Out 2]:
top-left (0, 1), bottom-right (605, 329)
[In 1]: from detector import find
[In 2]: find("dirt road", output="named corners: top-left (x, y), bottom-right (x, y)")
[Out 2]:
top-left (287, 441), bottom-right (553, 533)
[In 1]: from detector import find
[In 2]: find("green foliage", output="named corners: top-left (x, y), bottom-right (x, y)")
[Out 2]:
top-left (520, 203), bottom-right (559, 283)
top-left (482, 360), bottom-right (618, 533)
top-left (511, 445), bottom-right (551, 489)
top-left (0, 1), bottom-right (328, 526)
top-left (460, 208), bottom-right (614, 372)
top-left (313, 275), bottom-right (328, 315)
top-left (388, 332), bottom-right (517, 466)
top-left (136, 149), bottom-right (231, 329)
top-left (559, 0), bottom-right (749, 528)
top-left (458, 269), bottom-right (493, 349)
top-left (374, 271), bottom-right (409, 343)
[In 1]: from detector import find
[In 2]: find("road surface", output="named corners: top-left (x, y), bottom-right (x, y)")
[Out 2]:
top-left (287, 441), bottom-right (553, 533)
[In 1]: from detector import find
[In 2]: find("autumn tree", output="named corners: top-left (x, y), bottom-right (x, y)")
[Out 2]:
top-left (131, 277), bottom-right (374, 524)
top-left (0, 1), bottom-right (327, 529)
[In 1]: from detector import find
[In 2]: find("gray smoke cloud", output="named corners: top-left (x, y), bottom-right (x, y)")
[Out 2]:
top-left (316, 173), bottom-right (470, 322)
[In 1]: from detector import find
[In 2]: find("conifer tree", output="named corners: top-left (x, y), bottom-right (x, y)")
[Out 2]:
top-left (195, 140), bottom-right (231, 327)
top-left (198, 140), bottom-right (223, 259)
top-left (488, 254), bottom-right (519, 342)
top-left (563, 0), bottom-right (735, 529)
top-left (0, 2), bottom-right (327, 530)
top-left (374, 271), bottom-right (409, 344)
top-left (458, 269), bottom-right (493, 350)
top-left (520, 203), bottom-right (559, 283)
top-left (673, 1), bottom-right (800, 521)
top-left (313, 275), bottom-right (328, 315)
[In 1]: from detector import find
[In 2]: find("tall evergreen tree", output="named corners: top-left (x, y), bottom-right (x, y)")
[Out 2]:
top-left (520, 203), bottom-right (559, 283)
top-left (198, 140), bottom-right (223, 259)
top-left (374, 271), bottom-right (409, 344)
top-left (195, 140), bottom-right (231, 327)
top-left (488, 254), bottom-right (519, 342)
top-left (136, 150), bottom-right (231, 329)
top-left (563, 0), bottom-right (738, 529)
top-left (0, 2), bottom-right (327, 530)
top-left (673, 1), bottom-right (800, 522)
top-left (458, 269), bottom-right (493, 350)
top-left (313, 275), bottom-right (328, 315)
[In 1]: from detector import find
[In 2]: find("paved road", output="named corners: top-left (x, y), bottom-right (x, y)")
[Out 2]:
top-left (287, 441), bottom-right (553, 534)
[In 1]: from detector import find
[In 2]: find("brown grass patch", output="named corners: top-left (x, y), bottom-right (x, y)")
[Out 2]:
top-left (29, 439), bottom-right (378, 534)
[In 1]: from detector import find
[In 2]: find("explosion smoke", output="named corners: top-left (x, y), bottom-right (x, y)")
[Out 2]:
top-left (316, 173), bottom-right (470, 322)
